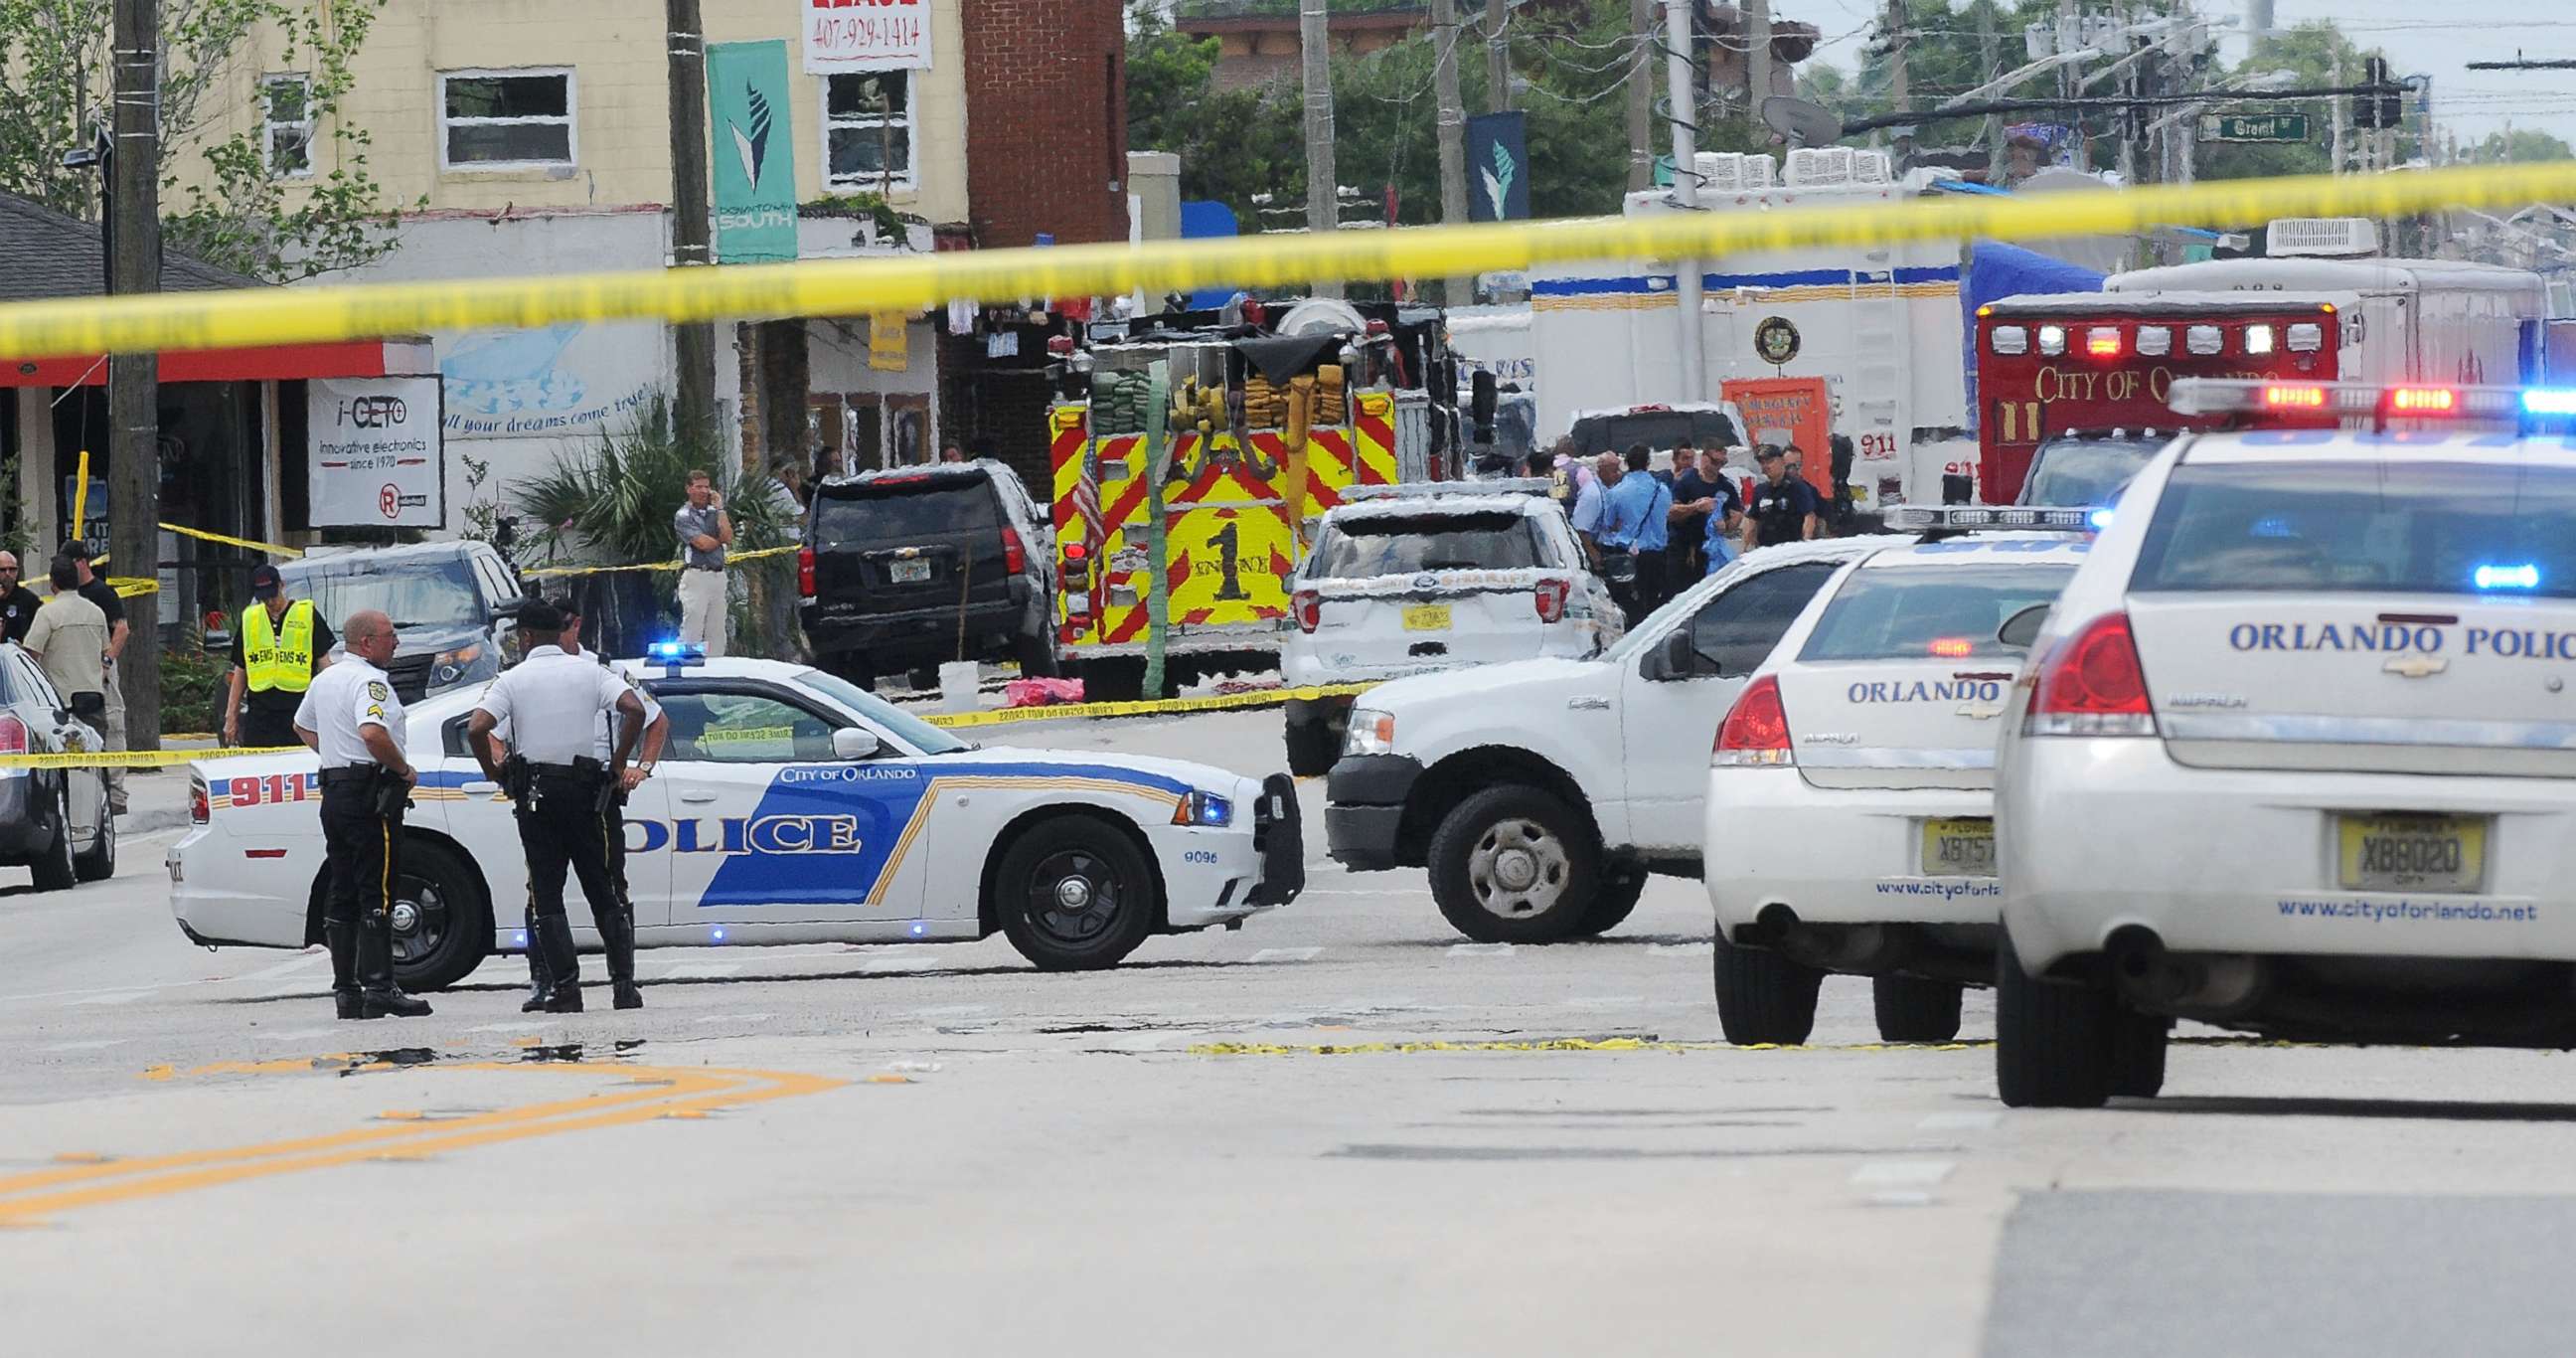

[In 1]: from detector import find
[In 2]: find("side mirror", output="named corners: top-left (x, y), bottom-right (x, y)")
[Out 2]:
top-left (1998, 603), bottom-right (2050, 651)
top-left (490, 597), bottom-right (527, 619)
top-left (51, 708), bottom-right (70, 727)
top-left (1648, 629), bottom-right (1707, 682)
top-left (831, 727), bottom-right (882, 762)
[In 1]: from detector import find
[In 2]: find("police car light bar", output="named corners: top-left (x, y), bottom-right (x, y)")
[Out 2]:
top-left (1884, 505), bottom-right (2102, 533)
top-left (1345, 478), bottom-right (1555, 501)
top-left (2166, 378), bottom-right (2574, 424)
top-left (647, 640), bottom-right (709, 674)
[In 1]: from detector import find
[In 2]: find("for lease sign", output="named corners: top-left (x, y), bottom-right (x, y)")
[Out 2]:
top-left (806, 0), bottom-right (931, 73)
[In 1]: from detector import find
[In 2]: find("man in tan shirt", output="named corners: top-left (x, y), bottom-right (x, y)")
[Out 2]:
top-left (23, 557), bottom-right (109, 716)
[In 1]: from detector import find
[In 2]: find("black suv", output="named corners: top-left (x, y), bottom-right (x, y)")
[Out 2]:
top-left (799, 461), bottom-right (1058, 689)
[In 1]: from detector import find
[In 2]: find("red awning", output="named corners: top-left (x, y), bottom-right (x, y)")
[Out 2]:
top-left (0, 340), bottom-right (415, 389)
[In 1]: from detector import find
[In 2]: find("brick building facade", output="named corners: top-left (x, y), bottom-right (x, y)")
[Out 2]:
top-left (960, 0), bottom-right (1131, 249)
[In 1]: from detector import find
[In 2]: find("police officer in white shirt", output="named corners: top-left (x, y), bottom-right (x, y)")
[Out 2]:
top-left (508, 592), bottom-right (671, 1012)
top-left (292, 609), bottom-right (433, 1021)
top-left (466, 600), bottom-right (648, 1013)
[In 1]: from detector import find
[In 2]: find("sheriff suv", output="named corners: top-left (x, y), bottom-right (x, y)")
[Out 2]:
top-left (1325, 536), bottom-right (1881, 942)
top-left (800, 461), bottom-right (1057, 691)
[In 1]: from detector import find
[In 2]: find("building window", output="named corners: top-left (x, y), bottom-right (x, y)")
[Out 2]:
top-left (262, 75), bottom-right (314, 178)
top-left (438, 69), bottom-right (575, 170)
top-left (823, 72), bottom-right (913, 193)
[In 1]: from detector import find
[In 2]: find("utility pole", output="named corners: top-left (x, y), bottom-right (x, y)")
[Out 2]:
top-left (1663, 0), bottom-right (1704, 404)
top-left (1300, 0), bottom-right (1342, 298)
top-left (2058, 0), bottom-right (2080, 166)
top-left (2330, 52), bottom-right (2346, 173)
top-left (1487, 0), bottom-right (1512, 112)
top-left (1886, 0), bottom-right (1912, 169)
top-left (1627, 0), bottom-right (1657, 189)
top-left (666, 0), bottom-right (716, 440)
top-left (1977, 0), bottom-right (2006, 183)
top-left (109, 0), bottom-right (161, 748)
top-left (1432, 0), bottom-right (1473, 304)
top-left (1746, 0), bottom-right (1773, 118)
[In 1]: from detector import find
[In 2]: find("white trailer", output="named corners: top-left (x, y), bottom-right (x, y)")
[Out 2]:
top-left (1529, 149), bottom-right (1971, 507)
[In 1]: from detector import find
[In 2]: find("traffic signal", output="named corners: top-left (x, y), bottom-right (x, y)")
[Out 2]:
top-left (2354, 57), bottom-right (2399, 131)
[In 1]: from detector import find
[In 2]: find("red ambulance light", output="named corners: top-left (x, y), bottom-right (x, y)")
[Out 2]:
top-left (2390, 387), bottom-right (2459, 414)
top-left (2263, 385), bottom-right (2328, 410)
top-left (2084, 328), bottom-right (2122, 358)
top-left (1064, 542), bottom-right (1088, 562)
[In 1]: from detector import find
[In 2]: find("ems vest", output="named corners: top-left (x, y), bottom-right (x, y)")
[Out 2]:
top-left (243, 600), bottom-right (318, 694)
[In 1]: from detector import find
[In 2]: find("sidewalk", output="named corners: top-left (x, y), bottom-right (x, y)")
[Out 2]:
top-left (123, 738), bottom-right (226, 837)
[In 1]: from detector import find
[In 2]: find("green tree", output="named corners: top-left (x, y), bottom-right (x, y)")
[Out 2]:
top-left (2464, 128), bottom-right (2576, 164)
top-left (0, 0), bottom-right (412, 281)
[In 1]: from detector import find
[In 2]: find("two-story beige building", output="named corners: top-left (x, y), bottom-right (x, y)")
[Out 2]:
top-left (183, 0), bottom-right (971, 532)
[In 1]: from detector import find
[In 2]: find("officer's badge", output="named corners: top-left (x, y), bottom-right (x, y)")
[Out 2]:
top-left (367, 681), bottom-right (390, 701)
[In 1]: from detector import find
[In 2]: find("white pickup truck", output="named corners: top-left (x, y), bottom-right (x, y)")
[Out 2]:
top-left (1323, 536), bottom-right (1880, 942)
top-left (1280, 482), bottom-right (1622, 775)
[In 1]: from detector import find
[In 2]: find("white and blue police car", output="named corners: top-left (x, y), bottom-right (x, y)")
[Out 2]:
top-left (1705, 531), bottom-right (2088, 1047)
top-left (167, 649), bottom-right (1302, 990)
top-left (1995, 381), bottom-right (2576, 1105)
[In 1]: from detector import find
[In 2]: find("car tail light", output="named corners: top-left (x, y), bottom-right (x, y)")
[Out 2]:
top-left (2026, 611), bottom-right (2156, 737)
top-left (1712, 676), bottom-right (1794, 766)
top-left (191, 775), bottom-right (210, 825)
top-left (0, 714), bottom-right (28, 756)
top-left (797, 545), bottom-right (816, 598)
top-left (1292, 590), bottom-right (1321, 634)
top-left (1001, 527), bottom-right (1027, 576)
top-left (1533, 579), bottom-right (1569, 623)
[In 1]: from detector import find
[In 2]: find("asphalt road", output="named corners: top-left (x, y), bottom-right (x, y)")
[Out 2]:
top-left (7, 709), bottom-right (2576, 1356)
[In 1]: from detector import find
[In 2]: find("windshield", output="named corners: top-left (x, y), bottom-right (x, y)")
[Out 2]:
top-left (2019, 436), bottom-right (2167, 507)
top-left (2132, 461), bottom-right (2576, 598)
top-left (1569, 410), bottom-right (1742, 456)
top-left (792, 669), bottom-right (974, 754)
top-left (286, 557), bottom-right (482, 631)
top-left (1799, 564), bottom-right (2077, 662)
top-left (814, 476), bottom-right (998, 548)
top-left (1307, 512), bottom-right (1546, 577)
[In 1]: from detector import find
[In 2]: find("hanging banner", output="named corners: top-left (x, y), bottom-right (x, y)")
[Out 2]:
top-left (869, 312), bottom-right (909, 372)
top-left (309, 376), bottom-right (446, 528)
top-left (708, 41), bottom-right (801, 264)
top-left (1467, 111), bottom-right (1531, 223)
top-left (1720, 376), bottom-right (1833, 499)
top-left (805, 0), bottom-right (933, 74)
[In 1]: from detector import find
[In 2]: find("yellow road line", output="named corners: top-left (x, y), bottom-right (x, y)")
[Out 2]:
top-left (0, 1060), bottom-right (843, 1224)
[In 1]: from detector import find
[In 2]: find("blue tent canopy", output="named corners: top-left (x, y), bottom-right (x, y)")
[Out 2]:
top-left (1961, 241), bottom-right (2106, 434)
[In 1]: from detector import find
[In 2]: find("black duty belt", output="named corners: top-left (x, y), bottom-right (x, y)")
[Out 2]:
top-left (319, 765), bottom-right (387, 787)
top-left (527, 760), bottom-right (606, 780)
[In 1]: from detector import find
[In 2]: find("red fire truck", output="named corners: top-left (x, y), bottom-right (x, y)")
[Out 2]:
top-left (1974, 236), bottom-right (2546, 503)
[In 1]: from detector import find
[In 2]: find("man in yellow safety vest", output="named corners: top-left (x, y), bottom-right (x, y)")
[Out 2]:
top-left (225, 564), bottom-right (336, 750)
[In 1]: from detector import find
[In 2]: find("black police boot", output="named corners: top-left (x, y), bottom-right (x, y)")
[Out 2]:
top-left (356, 916), bottom-right (433, 1019)
top-left (536, 913), bottom-right (583, 1013)
top-left (521, 906), bottom-right (555, 1014)
top-left (603, 908), bottom-right (643, 1011)
top-left (326, 922), bottom-right (368, 1021)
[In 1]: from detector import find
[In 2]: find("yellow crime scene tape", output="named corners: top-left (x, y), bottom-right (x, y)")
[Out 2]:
top-left (160, 522), bottom-right (303, 559)
top-left (0, 745), bottom-right (299, 769)
top-left (523, 543), bottom-right (799, 578)
top-left (920, 682), bottom-right (1372, 729)
top-left (0, 163), bottom-right (2570, 360)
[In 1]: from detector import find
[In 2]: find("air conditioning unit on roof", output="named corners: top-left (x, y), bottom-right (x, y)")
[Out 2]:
top-left (2267, 217), bottom-right (2381, 258)
top-left (1694, 151), bottom-right (1776, 194)
top-left (1782, 147), bottom-right (1892, 188)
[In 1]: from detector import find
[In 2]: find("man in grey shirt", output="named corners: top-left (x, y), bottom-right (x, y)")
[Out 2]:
top-left (673, 469), bottom-right (732, 657)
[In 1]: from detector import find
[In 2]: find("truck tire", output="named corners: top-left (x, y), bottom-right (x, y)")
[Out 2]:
top-left (1283, 701), bottom-right (1340, 777)
top-left (1426, 784), bottom-right (1602, 943)
top-left (1711, 935), bottom-right (1823, 1045)
top-left (1871, 974), bottom-right (1965, 1043)
top-left (389, 838), bottom-right (490, 994)
top-left (74, 789), bottom-right (116, 883)
top-left (996, 813), bottom-right (1160, 971)
top-left (29, 782), bottom-right (75, 894)
top-left (1569, 869), bottom-right (1647, 937)
top-left (1012, 630), bottom-right (1061, 678)
top-left (1994, 934), bottom-right (2115, 1107)
top-left (2110, 1006), bottom-right (2171, 1099)
top-left (1081, 657), bottom-right (1144, 704)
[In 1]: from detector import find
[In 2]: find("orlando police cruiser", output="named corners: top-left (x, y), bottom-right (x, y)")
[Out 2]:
top-left (291, 608), bottom-right (432, 1020)
top-left (510, 592), bottom-right (669, 1013)
top-left (465, 600), bottom-right (647, 1013)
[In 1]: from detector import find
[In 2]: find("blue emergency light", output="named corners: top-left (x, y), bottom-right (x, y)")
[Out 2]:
top-left (2086, 507), bottom-right (2114, 532)
top-left (649, 640), bottom-right (709, 675)
top-left (2521, 390), bottom-right (2576, 418)
top-left (2475, 563), bottom-right (2541, 592)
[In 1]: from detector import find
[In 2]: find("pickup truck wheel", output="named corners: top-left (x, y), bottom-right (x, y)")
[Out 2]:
top-left (1283, 702), bottom-right (1340, 777)
top-left (1427, 784), bottom-right (1601, 943)
top-left (1711, 935), bottom-right (1823, 1044)
top-left (997, 814), bottom-right (1159, 971)
top-left (1871, 974), bottom-right (1964, 1043)
top-left (1994, 934), bottom-right (2115, 1107)
top-left (1569, 870), bottom-right (1646, 937)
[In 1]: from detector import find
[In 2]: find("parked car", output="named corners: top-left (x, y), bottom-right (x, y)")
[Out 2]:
top-left (0, 643), bottom-right (113, 891)
top-left (278, 541), bottom-right (530, 702)
top-left (799, 460), bottom-right (1057, 690)
top-left (1280, 481), bottom-right (1623, 775)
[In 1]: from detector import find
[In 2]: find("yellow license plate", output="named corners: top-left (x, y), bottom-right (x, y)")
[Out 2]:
top-left (2337, 814), bottom-right (2484, 893)
top-left (1921, 818), bottom-right (1996, 878)
top-left (1402, 603), bottom-right (1452, 632)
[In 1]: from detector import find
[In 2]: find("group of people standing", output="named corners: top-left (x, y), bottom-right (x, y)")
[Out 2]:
top-left (0, 546), bottom-right (133, 815)
top-left (1541, 434), bottom-right (1827, 624)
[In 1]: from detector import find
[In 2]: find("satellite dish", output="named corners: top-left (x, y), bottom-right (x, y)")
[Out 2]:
top-left (1762, 96), bottom-right (1845, 148)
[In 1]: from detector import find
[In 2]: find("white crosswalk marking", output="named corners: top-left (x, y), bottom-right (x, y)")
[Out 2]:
top-left (69, 989), bottom-right (151, 1006)
top-left (1447, 942), bottom-right (1514, 958)
top-left (1249, 946), bottom-right (1323, 963)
